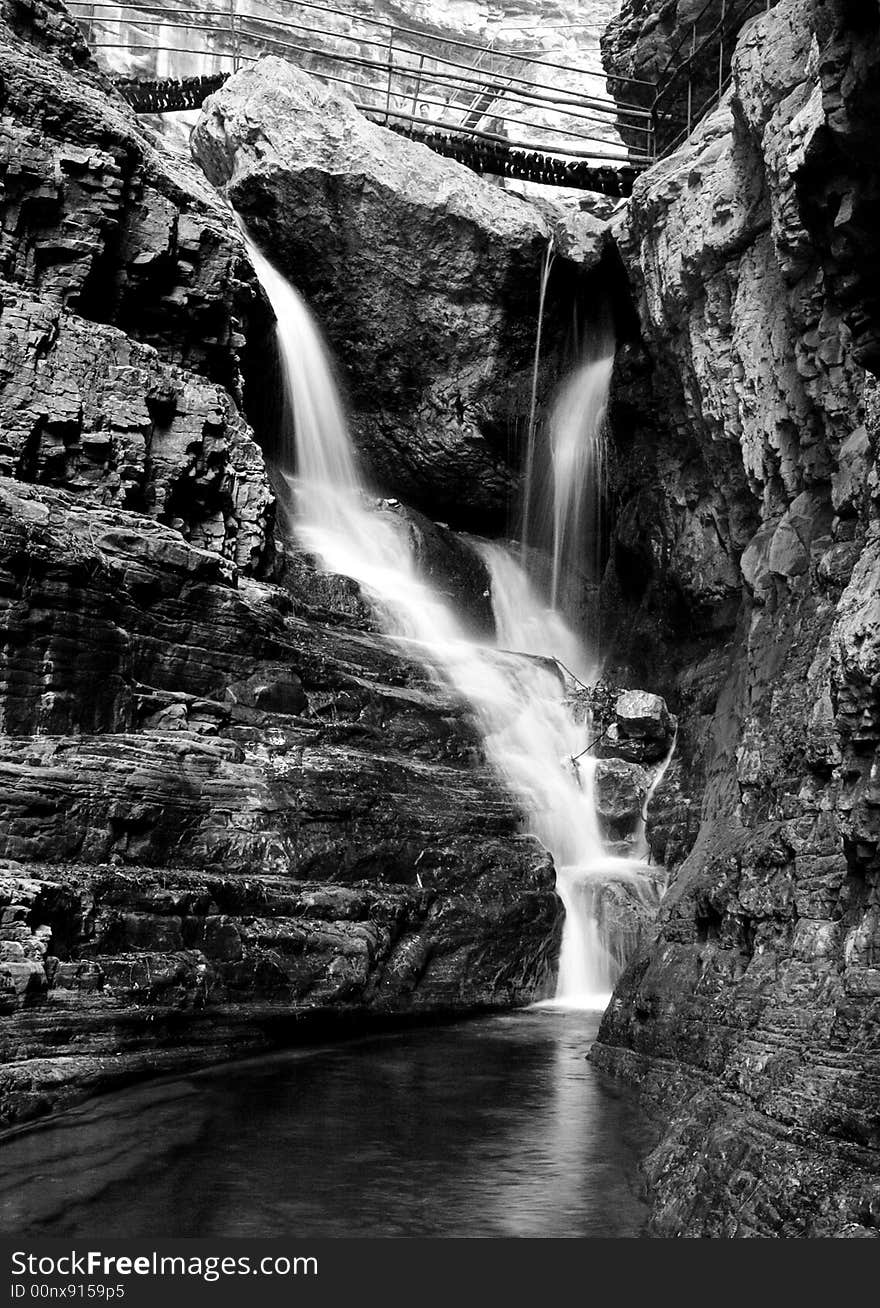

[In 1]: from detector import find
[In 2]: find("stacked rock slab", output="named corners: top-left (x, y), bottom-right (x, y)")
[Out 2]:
top-left (0, 3), bottom-right (562, 1126)
top-left (594, 0), bottom-right (880, 1236)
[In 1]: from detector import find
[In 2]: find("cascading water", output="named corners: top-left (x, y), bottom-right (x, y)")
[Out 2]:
top-left (475, 543), bottom-right (659, 1003)
top-left (246, 233), bottom-right (652, 1008)
top-left (520, 325), bottom-right (615, 630)
top-left (547, 345), bottom-right (614, 612)
top-left (520, 240), bottom-right (555, 565)
top-left (474, 538), bottom-right (595, 684)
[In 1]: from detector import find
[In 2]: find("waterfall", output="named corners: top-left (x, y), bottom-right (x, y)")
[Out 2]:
top-left (474, 539), bottom-right (595, 684)
top-left (632, 730), bottom-right (677, 863)
top-left (475, 543), bottom-right (659, 1006)
top-left (520, 240), bottom-right (555, 566)
top-left (246, 234), bottom-right (640, 1008)
top-left (547, 345), bottom-right (614, 612)
top-left (520, 323), bottom-right (615, 629)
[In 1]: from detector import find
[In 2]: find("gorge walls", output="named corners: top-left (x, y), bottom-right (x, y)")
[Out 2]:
top-left (593, 0), bottom-right (880, 1237)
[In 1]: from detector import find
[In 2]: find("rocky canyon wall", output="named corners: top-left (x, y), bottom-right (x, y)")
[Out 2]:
top-left (0, 0), bottom-right (562, 1126)
top-left (593, 0), bottom-right (880, 1237)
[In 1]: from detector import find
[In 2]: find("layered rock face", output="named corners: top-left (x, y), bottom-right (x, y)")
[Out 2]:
top-left (0, 0), bottom-right (279, 569)
top-left (0, 284), bottom-right (272, 572)
top-left (191, 58), bottom-right (604, 530)
top-left (594, 0), bottom-right (880, 1237)
top-left (0, 0), bottom-right (271, 396)
top-left (0, 4), bottom-right (562, 1126)
top-left (0, 479), bottom-right (558, 1125)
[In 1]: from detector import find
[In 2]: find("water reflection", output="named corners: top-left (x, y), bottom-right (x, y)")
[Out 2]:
top-left (0, 1011), bottom-right (652, 1238)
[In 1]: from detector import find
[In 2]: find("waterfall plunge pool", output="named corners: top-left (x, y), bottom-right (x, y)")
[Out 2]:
top-left (0, 1010), bottom-right (653, 1238)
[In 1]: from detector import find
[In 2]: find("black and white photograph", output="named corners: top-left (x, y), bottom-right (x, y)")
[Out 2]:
top-left (0, 0), bottom-right (877, 1265)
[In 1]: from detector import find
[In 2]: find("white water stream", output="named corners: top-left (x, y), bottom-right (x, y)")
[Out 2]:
top-left (547, 347), bottom-right (615, 611)
top-left (246, 234), bottom-right (648, 1007)
top-left (520, 329), bottom-right (615, 628)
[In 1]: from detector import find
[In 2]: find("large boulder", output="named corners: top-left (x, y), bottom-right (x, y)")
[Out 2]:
top-left (191, 58), bottom-right (604, 529)
top-left (599, 689), bottom-right (677, 764)
top-left (593, 757), bottom-right (650, 839)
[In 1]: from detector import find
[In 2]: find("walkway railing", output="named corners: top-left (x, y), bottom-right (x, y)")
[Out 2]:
top-left (69, 0), bottom-right (654, 182)
top-left (70, 0), bottom-right (779, 189)
top-left (651, 0), bottom-right (776, 157)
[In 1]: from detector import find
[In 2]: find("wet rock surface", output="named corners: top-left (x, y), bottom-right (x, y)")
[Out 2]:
top-left (592, 757), bottom-right (649, 841)
top-left (594, 0), bottom-right (880, 1237)
top-left (563, 680), bottom-right (672, 960)
top-left (191, 58), bottom-right (604, 530)
top-left (587, 869), bottom-right (664, 979)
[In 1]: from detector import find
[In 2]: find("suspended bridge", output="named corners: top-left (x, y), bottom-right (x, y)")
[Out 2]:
top-left (70, 0), bottom-right (778, 196)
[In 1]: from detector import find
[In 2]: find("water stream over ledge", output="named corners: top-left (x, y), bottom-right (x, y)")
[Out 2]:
top-left (245, 234), bottom-right (662, 1006)
top-left (0, 1011), bottom-right (653, 1238)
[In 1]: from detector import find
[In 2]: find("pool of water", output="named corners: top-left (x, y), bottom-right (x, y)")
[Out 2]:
top-left (0, 1009), bottom-right (653, 1238)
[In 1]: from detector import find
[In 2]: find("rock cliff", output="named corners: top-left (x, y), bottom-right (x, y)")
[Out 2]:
top-left (0, 0), bottom-right (273, 397)
top-left (0, 2), bottom-right (563, 1126)
top-left (593, 0), bottom-right (880, 1237)
top-left (7, 0), bottom-right (877, 1241)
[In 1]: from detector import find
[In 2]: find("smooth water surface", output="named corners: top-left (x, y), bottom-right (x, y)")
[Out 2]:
top-left (0, 1011), bottom-right (652, 1238)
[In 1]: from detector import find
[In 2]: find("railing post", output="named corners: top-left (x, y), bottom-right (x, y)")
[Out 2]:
top-left (384, 27), bottom-right (395, 125)
top-left (230, 0), bottom-right (239, 73)
top-left (409, 52), bottom-right (425, 125)
top-left (686, 22), bottom-right (696, 135)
